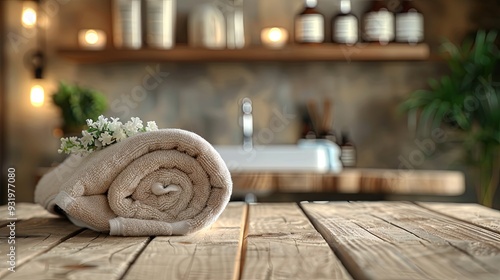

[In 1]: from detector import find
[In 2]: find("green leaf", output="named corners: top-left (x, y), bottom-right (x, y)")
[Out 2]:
top-left (419, 99), bottom-right (441, 134)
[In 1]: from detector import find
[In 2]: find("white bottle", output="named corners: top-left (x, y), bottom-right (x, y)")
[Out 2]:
top-left (395, 0), bottom-right (424, 44)
top-left (113, 0), bottom-right (142, 49)
top-left (332, 0), bottom-right (358, 45)
top-left (295, 0), bottom-right (324, 43)
top-left (188, 3), bottom-right (226, 49)
top-left (226, 0), bottom-right (245, 49)
top-left (362, 0), bottom-right (394, 45)
top-left (146, 0), bottom-right (176, 49)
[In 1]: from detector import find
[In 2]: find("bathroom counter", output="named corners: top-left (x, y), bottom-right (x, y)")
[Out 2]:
top-left (230, 168), bottom-right (465, 196)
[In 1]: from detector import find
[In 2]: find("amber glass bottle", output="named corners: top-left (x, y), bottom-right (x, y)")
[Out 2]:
top-left (396, 0), bottom-right (424, 44)
top-left (362, 0), bottom-right (394, 45)
top-left (295, 0), bottom-right (325, 43)
top-left (340, 132), bottom-right (356, 167)
top-left (332, 0), bottom-right (358, 45)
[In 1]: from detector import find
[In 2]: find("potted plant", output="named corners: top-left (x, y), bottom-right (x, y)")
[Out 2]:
top-left (401, 30), bottom-right (500, 207)
top-left (52, 81), bottom-right (107, 135)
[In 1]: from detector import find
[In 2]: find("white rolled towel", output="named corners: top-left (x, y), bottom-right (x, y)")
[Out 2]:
top-left (35, 129), bottom-right (232, 236)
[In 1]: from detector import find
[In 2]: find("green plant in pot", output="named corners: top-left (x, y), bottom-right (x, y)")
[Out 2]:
top-left (52, 81), bottom-right (107, 135)
top-left (401, 30), bottom-right (500, 208)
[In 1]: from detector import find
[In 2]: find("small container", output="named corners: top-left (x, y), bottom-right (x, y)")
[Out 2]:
top-left (332, 0), bottom-right (358, 45)
top-left (295, 0), bottom-right (325, 43)
top-left (226, 0), bottom-right (245, 49)
top-left (188, 3), bottom-right (226, 49)
top-left (340, 132), bottom-right (357, 167)
top-left (146, 0), bottom-right (176, 49)
top-left (362, 0), bottom-right (394, 45)
top-left (396, 0), bottom-right (424, 44)
top-left (113, 0), bottom-right (142, 49)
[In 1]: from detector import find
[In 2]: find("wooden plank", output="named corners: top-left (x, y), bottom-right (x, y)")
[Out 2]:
top-left (302, 201), bottom-right (500, 280)
top-left (2, 230), bottom-right (149, 280)
top-left (57, 44), bottom-right (430, 64)
top-left (241, 203), bottom-right (352, 280)
top-left (0, 203), bottom-right (59, 222)
top-left (0, 218), bottom-right (83, 278)
top-left (123, 202), bottom-right (248, 280)
top-left (417, 202), bottom-right (500, 234)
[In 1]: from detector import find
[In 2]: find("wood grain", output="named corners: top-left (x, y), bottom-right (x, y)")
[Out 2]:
top-left (417, 202), bottom-right (500, 234)
top-left (2, 231), bottom-right (149, 280)
top-left (123, 202), bottom-right (248, 280)
top-left (241, 203), bottom-right (352, 280)
top-left (302, 201), bottom-right (500, 280)
top-left (0, 218), bottom-right (83, 278)
top-left (0, 203), bottom-right (59, 222)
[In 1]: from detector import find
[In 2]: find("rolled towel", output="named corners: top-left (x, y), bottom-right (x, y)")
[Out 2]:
top-left (35, 129), bottom-right (232, 236)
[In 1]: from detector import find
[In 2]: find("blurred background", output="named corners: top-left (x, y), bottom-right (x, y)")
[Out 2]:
top-left (0, 0), bottom-right (499, 207)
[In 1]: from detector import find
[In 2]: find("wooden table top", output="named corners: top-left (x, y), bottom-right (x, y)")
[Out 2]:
top-left (1, 202), bottom-right (500, 280)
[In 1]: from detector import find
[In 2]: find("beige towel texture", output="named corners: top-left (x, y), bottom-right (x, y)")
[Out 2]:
top-left (34, 129), bottom-right (232, 236)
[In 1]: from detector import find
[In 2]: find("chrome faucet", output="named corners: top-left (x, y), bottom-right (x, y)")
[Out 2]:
top-left (241, 98), bottom-right (253, 151)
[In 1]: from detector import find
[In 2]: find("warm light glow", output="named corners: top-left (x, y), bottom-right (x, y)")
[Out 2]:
top-left (30, 85), bottom-right (45, 107)
top-left (268, 28), bottom-right (283, 42)
top-left (22, 6), bottom-right (37, 28)
top-left (84, 30), bottom-right (99, 45)
top-left (261, 27), bottom-right (288, 49)
top-left (78, 29), bottom-right (107, 49)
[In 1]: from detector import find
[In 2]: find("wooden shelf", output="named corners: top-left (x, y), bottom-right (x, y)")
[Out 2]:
top-left (57, 43), bottom-right (430, 63)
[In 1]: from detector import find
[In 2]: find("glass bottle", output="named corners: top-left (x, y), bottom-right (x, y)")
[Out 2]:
top-left (332, 0), bottom-right (358, 45)
top-left (395, 0), bottom-right (424, 44)
top-left (340, 132), bottom-right (356, 167)
top-left (362, 0), bottom-right (394, 45)
top-left (295, 0), bottom-right (325, 43)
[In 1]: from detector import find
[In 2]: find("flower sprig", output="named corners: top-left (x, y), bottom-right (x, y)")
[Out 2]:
top-left (58, 115), bottom-right (159, 156)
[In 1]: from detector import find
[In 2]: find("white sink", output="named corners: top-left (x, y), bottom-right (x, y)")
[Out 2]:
top-left (215, 141), bottom-right (342, 172)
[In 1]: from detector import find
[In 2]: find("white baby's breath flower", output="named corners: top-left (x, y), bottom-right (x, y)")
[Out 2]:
top-left (108, 117), bottom-right (122, 132)
top-left (58, 116), bottom-right (159, 156)
top-left (69, 145), bottom-right (85, 155)
top-left (131, 117), bottom-right (143, 127)
top-left (80, 130), bottom-right (94, 147)
top-left (95, 115), bottom-right (109, 130)
top-left (124, 117), bottom-right (143, 136)
top-left (98, 131), bottom-right (114, 146)
top-left (86, 119), bottom-right (94, 127)
top-left (145, 121), bottom-right (158, 132)
top-left (112, 128), bottom-right (127, 142)
top-left (68, 137), bottom-right (80, 146)
top-left (123, 122), bottom-right (137, 136)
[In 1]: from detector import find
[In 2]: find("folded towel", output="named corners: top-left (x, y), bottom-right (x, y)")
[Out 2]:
top-left (35, 129), bottom-right (232, 236)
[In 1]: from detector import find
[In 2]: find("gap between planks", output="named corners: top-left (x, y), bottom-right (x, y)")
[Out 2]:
top-left (117, 237), bottom-right (154, 280)
top-left (241, 203), bottom-right (352, 280)
top-left (298, 202), bottom-right (360, 280)
top-left (235, 203), bottom-right (249, 280)
top-left (121, 202), bottom-right (249, 280)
